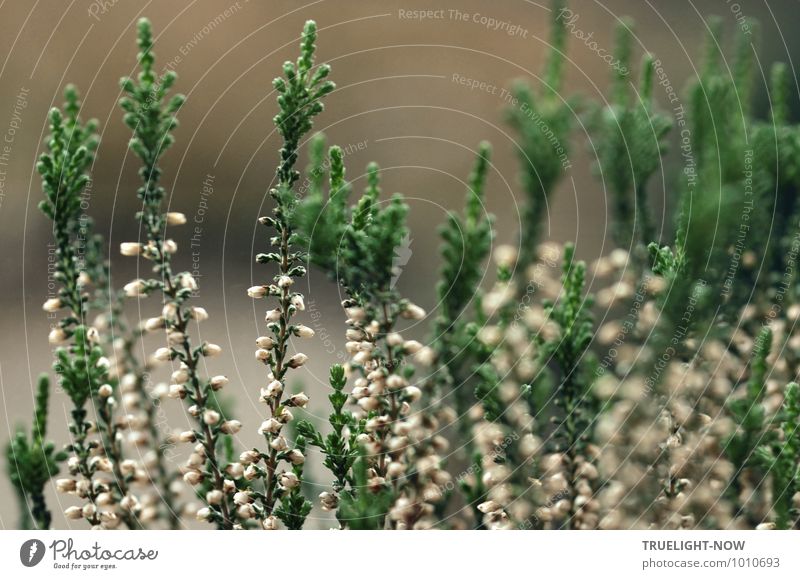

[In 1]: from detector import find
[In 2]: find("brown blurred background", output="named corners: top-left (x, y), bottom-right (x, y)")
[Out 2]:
top-left (1, 0), bottom-right (798, 528)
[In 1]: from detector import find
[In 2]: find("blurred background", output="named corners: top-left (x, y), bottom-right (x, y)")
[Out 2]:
top-left (1, 0), bottom-right (798, 528)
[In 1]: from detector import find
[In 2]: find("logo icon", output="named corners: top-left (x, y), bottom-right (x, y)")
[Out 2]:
top-left (391, 234), bottom-right (413, 289)
top-left (20, 539), bottom-right (46, 567)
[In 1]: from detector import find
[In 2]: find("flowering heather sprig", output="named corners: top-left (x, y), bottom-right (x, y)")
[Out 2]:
top-left (119, 18), bottom-right (236, 529)
top-left (5, 375), bottom-right (66, 529)
top-left (37, 89), bottom-right (141, 529)
top-left (246, 20), bottom-right (333, 529)
top-left (297, 145), bottom-right (441, 527)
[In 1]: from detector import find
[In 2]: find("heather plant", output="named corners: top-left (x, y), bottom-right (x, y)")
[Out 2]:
top-left (506, 0), bottom-right (573, 276)
top-left (5, 375), bottom-right (66, 529)
top-left (244, 19), bottom-right (333, 530)
top-left (589, 19), bottom-right (671, 251)
top-left (8, 3), bottom-right (800, 532)
top-left (118, 18), bottom-right (239, 529)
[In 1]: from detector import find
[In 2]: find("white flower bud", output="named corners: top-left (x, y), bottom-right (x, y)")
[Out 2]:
top-left (56, 478), bottom-right (77, 493)
top-left (290, 294), bottom-right (305, 311)
top-left (265, 308), bottom-right (281, 323)
top-left (234, 491), bottom-right (253, 505)
top-left (264, 380), bottom-right (283, 399)
top-left (163, 239), bottom-right (178, 254)
top-left (247, 285), bottom-right (268, 298)
top-left (166, 212), bottom-right (187, 226)
top-left (287, 392), bottom-right (309, 408)
top-left (270, 436), bottom-right (288, 451)
top-left (279, 471), bottom-right (299, 489)
top-left (226, 462), bottom-right (244, 479)
top-left (319, 491), bottom-right (338, 511)
top-left (97, 384), bottom-right (113, 398)
top-left (206, 490), bottom-right (224, 505)
top-left (244, 465), bottom-right (259, 480)
top-left (203, 409), bottom-right (220, 425)
top-left (120, 242), bottom-right (142, 256)
top-left (196, 507), bottom-right (212, 521)
top-left (287, 353), bottom-right (308, 368)
top-left (180, 274), bottom-right (198, 291)
top-left (48, 328), bottom-right (68, 344)
top-left (184, 471), bottom-right (203, 485)
top-left (478, 500), bottom-right (503, 514)
top-left (65, 506), bottom-right (83, 520)
top-left (285, 449), bottom-right (305, 465)
top-left (277, 275), bottom-right (293, 288)
top-left (162, 302), bottom-right (178, 319)
top-left (401, 303), bottom-right (426, 320)
top-left (403, 385), bottom-right (422, 403)
top-left (220, 420), bottom-right (242, 434)
top-left (256, 336), bottom-right (275, 349)
top-left (144, 317), bottom-right (165, 332)
top-left (42, 298), bottom-right (62, 312)
top-left (191, 307), bottom-right (209, 321)
top-left (294, 325), bottom-right (315, 338)
top-left (403, 340), bottom-right (423, 354)
top-left (255, 348), bottom-right (271, 361)
top-left (122, 279), bottom-right (147, 298)
top-left (203, 343), bottom-right (222, 357)
top-left (154, 347), bottom-right (172, 362)
top-left (237, 504), bottom-right (255, 519)
top-left (386, 375), bottom-right (406, 391)
top-left (258, 418), bottom-right (282, 435)
top-left (206, 376), bottom-right (227, 392)
top-left (179, 430), bottom-right (197, 443)
top-left (168, 384), bottom-right (187, 399)
top-left (262, 515), bottom-right (279, 530)
top-left (239, 450), bottom-right (260, 464)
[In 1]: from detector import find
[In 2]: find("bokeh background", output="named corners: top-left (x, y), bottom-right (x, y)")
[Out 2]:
top-left (1, 0), bottom-right (798, 528)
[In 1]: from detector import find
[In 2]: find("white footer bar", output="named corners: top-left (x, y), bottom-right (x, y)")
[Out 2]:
top-left (1, 530), bottom-right (797, 578)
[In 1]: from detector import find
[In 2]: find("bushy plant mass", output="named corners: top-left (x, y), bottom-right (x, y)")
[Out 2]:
top-left (7, 3), bottom-right (800, 530)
